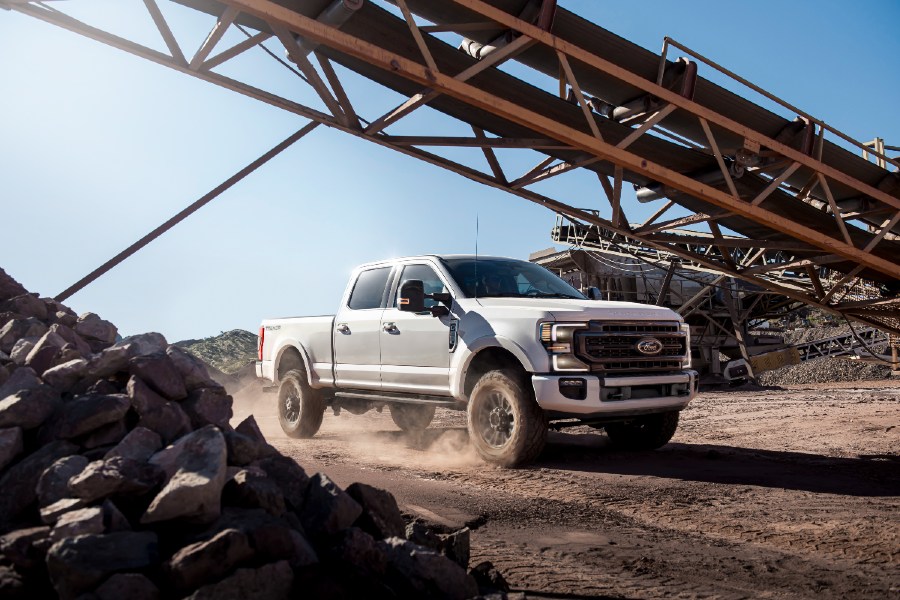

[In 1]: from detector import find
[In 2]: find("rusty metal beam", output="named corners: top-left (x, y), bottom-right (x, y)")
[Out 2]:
top-left (211, 6), bottom-right (900, 275)
top-left (445, 0), bottom-right (900, 216)
top-left (55, 122), bottom-right (319, 302)
top-left (10, 1), bottom-right (898, 335)
top-left (142, 0), bottom-right (187, 66)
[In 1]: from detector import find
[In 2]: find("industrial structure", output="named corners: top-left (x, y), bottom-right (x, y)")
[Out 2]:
top-left (5, 0), bottom-right (899, 373)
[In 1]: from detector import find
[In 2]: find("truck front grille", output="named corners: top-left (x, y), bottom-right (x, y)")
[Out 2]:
top-left (576, 321), bottom-right (686, 374)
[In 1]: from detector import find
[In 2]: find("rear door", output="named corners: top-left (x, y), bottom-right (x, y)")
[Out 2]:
top-left (333, 266), bottom-right (393, 390)
top-left (380, 262), bottom-right (454, 395)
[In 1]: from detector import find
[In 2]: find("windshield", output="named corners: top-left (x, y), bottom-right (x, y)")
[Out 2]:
top-left (441, 258), bottom-right (585, 300)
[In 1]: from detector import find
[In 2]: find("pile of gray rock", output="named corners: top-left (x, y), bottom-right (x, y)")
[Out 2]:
top-left (0, 268), bottom-right (507, 600)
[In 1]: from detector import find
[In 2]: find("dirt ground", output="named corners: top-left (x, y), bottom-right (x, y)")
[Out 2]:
top-left (233, 380), bottom-right (900, 599)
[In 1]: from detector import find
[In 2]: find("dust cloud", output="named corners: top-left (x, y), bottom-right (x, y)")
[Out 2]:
top-left (231, 383), bottom-right (484, 470)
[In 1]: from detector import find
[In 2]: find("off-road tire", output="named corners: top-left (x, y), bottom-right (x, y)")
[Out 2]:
top-left (604, 411), bottom-right (679, 450)
top-left (467, 369), bottom-right (547, 467)
top-left (278, 369), bottom-right (325, 438)
top-left (389, 403), bottom-right (436, 433)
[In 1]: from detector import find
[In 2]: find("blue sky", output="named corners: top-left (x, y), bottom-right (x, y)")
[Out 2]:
top-left (1, 0), bottom-right (898, 342)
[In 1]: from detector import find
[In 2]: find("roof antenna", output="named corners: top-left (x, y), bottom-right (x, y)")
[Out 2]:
top-left (474, 213), bottom-right (479, 299)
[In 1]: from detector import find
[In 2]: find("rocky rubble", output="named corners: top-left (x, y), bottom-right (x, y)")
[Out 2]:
top-left (0, 268), bottom-right (507, 600)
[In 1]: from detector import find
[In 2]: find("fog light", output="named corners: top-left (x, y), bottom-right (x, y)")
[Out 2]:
top-left (558, 378), bottom-right (586, 400)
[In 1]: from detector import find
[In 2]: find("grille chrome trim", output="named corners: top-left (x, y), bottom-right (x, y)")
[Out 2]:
top-left (576, 321), bottom-right (687, 373)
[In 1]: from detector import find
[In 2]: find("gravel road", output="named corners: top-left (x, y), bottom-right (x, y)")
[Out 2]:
top-left (234, 381), bottom-right (899, 599)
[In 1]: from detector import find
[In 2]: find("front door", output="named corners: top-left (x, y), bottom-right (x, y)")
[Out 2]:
top-left (380, 263), bottom-right (453, 395)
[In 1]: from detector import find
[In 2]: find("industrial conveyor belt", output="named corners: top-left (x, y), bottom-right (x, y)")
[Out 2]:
top-left (169, 0), bottom-right (900, 284)
top-left (6, 0), bottom-right (899, 334)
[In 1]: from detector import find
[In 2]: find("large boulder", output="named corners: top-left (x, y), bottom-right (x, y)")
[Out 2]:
top-left (142, 425), bottom-right (227, 525)
top-left (43, 393), bottom-right (130, 441)
top-left (0, 318), bottom-right (48, 354)
top-left (0, 294), bottom-right (48, 321)
top-left (223, 468), bottom-right (286, 517)
top-left (74, 313), bottom-right (118, 351)
top-left (48, 323), bottom-right (92, 358)
top-left (45, 531), bottom-right (159, 600)
top-left (88, 333), bottom-right (168, 379)
top-left (0, 440), bottom-right (78, 532)
top-left (0, 526), bottom-right (51, 571)
top-left (68, 456), bottom-right (164, 503)
top-left (0, 385), bottom-right (60, 430)
top-left (0, 426), bottom-right (24, 472)
top-left (24, 330), bottom-right (67, 375)
top-left (0, 268), bottom-right (29, 302)
top-left (300, 473), bottom-right (362, 539)
top-left (104, 427), bottom-right (162, 463)
top-left (36, 455), bottom-right (89, 508)
top-left (377, 537), bottom-right (479, 600)
top-left (251, 456), bottom-right (309, 513)
top-left (347, 482), bottom-right (406, 540)
top-left (49, 506), bottom-right (105, 542)
top-left (127, 375), bottom-right (191, 444)
top-left (92, 573), bottom-right (160, 600)
top-left (0, 367), bottom-right (42, 399)
top-left (165, 527), bottom-right (255, 593)
top-left (41, 358), bottom-right (91, 394)
top-left (129, 352), bottom-right (187, 401)
top-left (184, 560), bottom-right (293, 600)
top-left (166, 345), bottom-right (219, 391)
top-left (182, 386), bottom-right (233, 430)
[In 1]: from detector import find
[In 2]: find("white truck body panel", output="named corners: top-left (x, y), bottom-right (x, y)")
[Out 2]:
top-left (257, 255), bottom-right (697, 419)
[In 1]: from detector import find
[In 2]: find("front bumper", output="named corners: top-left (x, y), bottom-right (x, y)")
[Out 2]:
top-left (532, 370), bottom-right (698, 418)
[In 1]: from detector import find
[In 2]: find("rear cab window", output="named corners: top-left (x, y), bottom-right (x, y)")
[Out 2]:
top-left (347, 267), bottom-right (392, 310)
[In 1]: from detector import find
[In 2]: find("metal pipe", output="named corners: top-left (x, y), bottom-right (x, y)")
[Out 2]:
top-left (294, 0), bottom-right (363, 56)
top-left (55, 123), bottom-right (319, 302)
top-left (636, 167), bottom-right (734, 203)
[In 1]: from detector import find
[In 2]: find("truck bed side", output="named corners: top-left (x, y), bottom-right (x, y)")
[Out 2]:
top-left (259, 315), bottom-right (335, 388)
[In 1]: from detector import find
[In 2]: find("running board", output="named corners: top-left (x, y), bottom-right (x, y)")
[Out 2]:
top-left (333, 391), bottom-right (459, 407)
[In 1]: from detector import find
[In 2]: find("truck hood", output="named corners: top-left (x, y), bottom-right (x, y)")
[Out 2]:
top-left (473, 297), bottom-right (681, 322)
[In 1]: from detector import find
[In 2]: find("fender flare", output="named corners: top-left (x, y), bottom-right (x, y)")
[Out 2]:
top-left (451, 335), bottom-right (536, 398)
top-left (273, 340), bottom-right (314, 385)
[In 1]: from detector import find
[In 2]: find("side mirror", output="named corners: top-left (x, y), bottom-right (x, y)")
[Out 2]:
top-left (587, 287), bottom-right (603, 300)
top-left (399, 280), bottom-right (425, 312)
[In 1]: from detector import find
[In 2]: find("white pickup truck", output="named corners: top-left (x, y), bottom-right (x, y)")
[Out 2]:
top-left (257, 255), bottom-right (697, 466)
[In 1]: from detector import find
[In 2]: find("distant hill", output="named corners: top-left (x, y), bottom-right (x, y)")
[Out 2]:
top-left (175, 329), bottom-right (257, 375)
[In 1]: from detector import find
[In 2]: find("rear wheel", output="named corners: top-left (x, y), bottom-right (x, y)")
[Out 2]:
top-left (278, 369), bottom-right (325, 438)
top-left (467, 369), bottom-right (547, 467)
top-left (389, 403), bottom-right (436, 433)
top-left (604, 411), bottom-right (679, 450)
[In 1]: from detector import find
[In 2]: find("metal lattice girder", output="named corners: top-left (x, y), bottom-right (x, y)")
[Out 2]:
top-left (5, 0), bottom-right (899, 335)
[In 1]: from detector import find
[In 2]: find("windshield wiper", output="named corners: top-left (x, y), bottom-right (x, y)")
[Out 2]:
top-left (526, 292), bottom-right (582, 299)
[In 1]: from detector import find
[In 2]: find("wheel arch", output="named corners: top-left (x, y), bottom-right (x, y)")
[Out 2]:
top-left (461, 346), bottom-right (531, 401)
top-left (274, 343), bottom-right (312, 384)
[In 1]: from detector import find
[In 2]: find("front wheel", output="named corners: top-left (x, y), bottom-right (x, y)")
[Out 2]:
top-left (604, 411), bottom-right (679, 450)
top-left (467, 369), bottom-right (547, 467)
top-left (278, 369), bottom-right (325, 438)
top-left (389, 403), bottom-right (436, 433)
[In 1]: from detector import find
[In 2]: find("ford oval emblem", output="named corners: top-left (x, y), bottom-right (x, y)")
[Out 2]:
top-left (635, 337), bottom-right (663, 356)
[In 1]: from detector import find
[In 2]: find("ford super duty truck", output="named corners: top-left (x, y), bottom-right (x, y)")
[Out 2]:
top-left (257, 255), bottom-right (697, 466)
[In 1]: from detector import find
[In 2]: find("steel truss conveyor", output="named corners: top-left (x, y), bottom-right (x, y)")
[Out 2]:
top-left (5, 0), bottom-right (899, 335)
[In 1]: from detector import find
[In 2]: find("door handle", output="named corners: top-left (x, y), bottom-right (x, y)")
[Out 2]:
top-left (383, 322), bottom-right (398, 333)
top-left (336, 323), bottom-right (350, 334)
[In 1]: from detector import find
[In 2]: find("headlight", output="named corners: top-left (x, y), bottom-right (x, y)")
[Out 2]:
top-left (680, 323), bottom-right (692, 368)
top-left (539, 322), bottom-right (589, 372)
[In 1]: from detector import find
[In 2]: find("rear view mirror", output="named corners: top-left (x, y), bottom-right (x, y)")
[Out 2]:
top-left (399, 280), bottom-right (425, 312)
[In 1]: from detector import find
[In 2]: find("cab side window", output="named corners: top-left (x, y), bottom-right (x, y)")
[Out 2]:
top-left (348, 267), bottom-right (391, 310)
top-left (397, 264), bottom-right (448, 309)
